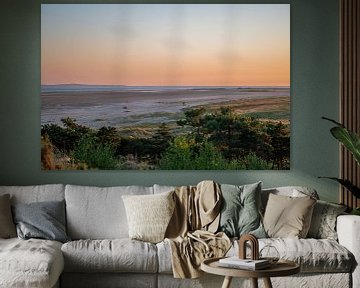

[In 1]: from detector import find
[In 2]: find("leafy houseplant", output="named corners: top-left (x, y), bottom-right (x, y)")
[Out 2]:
top-left (320, 117), bottom-right (360, 215)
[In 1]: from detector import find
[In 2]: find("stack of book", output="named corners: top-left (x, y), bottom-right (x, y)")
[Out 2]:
top-left (218, 257), bottom-right (271, 270)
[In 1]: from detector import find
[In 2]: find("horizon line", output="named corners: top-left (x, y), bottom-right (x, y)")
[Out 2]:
top-left (41, 83), bottom-right (290, 87)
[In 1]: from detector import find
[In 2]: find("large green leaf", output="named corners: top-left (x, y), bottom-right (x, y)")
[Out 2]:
top-left (331, 127), bottom-right (360, 165)
top-left (319, 177), bottom-right (360, 199)
top-left (323, 117), bottom-right (360, 165)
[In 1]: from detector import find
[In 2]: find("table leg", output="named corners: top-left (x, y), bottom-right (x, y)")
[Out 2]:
top-left (221, 276), bottom-right (233, 288)
top-left (263, 277), bottom-right (273, 288)
top-left (251, 278), bottom-right (258, 288)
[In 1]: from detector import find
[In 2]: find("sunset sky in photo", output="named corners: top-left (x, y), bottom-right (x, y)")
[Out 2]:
top-left (41, 4), bottom-right (290, 86)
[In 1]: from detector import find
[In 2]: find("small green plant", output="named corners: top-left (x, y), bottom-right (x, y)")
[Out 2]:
top-left (320, 117), bottom-right (360, 199)
top-left (73, 136), bottom-right (118, 170)
top-left (159, 136), bottom-right (235, 170)
top-left (241, 152), bottom-right (272, 170)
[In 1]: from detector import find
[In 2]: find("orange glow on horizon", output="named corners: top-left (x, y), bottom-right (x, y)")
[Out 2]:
top-left (42, 49), bottom-right (289, 86)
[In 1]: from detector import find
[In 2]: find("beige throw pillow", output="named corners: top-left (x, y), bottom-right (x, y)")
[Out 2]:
top-left (263, 193), bottom-right (316, 238)
top-left (0, 194), bottom-right (17, 238)
top-left (122, 191), bottom-right (175, 243)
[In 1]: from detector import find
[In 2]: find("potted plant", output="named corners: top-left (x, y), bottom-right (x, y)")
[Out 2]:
top-left (320, 117), bottom-right (360, 215)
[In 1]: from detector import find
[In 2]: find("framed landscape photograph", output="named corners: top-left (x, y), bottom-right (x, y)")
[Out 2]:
top-left (41, 4), bottom-right (290, 170)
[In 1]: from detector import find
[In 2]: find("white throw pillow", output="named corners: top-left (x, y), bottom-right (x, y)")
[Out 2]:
top-left (122, 191), bottom-right (175, 243)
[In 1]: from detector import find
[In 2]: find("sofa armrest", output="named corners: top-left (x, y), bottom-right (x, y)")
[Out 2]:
top-left (337, 215), bottom-right (360, 288)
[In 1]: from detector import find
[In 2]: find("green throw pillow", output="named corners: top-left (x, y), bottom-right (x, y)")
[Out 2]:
top-left (218, 182), bottom-right (266, 238)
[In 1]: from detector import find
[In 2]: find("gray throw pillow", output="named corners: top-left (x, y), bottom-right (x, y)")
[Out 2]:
top-left (307, 200), bottom-right (347, 240)
top-left (0, 194), bottom-right (17, 238)
top-left (218, 182), bottom-right (266, 238)
top-left (12, 200), bottom-right (70, 243)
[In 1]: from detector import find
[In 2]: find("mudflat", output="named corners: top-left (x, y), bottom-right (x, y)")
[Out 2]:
top-left (41, 87), bottom-right (290, 129)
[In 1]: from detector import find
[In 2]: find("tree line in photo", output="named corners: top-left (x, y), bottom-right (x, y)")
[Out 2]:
top-left (41, 107), bottom-right (290, 170)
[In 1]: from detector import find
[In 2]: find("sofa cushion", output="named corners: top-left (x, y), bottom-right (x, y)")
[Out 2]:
top-left (0, 184), bottom-right (65, 204)
top-left (235, 238), bottom-right (353, 273)
top-left (263, 193), bottom-right (316, 238)
top-left (153, 184), bottom-right (176, 194)
top-left (12, 200), bottom-right (70, 243)
top-left (218, 182), bottom-right (266, 238)
top-left (61, 239), bottom-right (158, 273)
top-left (122, 191), bottom-right (175, 243)
top-left (65, 185), bottom-right (153, 239)
top-left (156, 240), bottom-right (173, 274)
top-left (307, 200), bottom-right (347, 240)
top-left (156, 238), bottom-right (354, 276)
top-left (262, 238), bottom-right (353, 273)
top-left (0, 194), bottom-right (16, 238)
top-left (0, 238), bottom-right (64, 288)
top-left (261, 186), bottom-right (319, 213)
top-left (158, 237), bottom-right (353, 274)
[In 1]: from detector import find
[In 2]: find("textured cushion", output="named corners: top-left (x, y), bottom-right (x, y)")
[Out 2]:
top-left (158, 237), bottom-right (353, 274)
top-left (0, 184), bottom-right (65, 204)
top-left (61, 239), bottom-right (158, 273)
top-left (65, 185), bottom-right (153, 239)
top-left (12, 200), bottom-right (70, 243)
top-left (263, 193), bottom-right (316, 238)
top-left (0, 194), bottom-right (16, 238)
top-left (238, 238), bottom-right (352, 273)
top-left (307, 200), bottom-right (347, 240)
top-left (0, 238), bottom-right (64, 288)
top-left (218, 182), bottom-right (266, 238)
top-left (122, 191), bottom-right (175, 243)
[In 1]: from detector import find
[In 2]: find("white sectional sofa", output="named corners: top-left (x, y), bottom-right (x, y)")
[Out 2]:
top-left (0, 183), bottom-right (359, 288)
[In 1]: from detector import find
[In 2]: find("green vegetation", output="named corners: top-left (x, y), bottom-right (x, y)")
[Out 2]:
top-left (244, 111), bottom-right (290, 120)
top-left (41, 107), bottom-right (290, 170)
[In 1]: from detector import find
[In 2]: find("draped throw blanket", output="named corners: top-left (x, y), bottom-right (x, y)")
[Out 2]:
top-left (165, 180), bottom-right (231, 278)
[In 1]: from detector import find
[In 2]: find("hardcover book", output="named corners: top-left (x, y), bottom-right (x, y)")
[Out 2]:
top-left (218, 257), bottom-right (271, 270)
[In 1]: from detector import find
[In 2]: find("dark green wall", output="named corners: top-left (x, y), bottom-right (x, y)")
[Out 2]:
top-left (0, 0), bottom-right (340, 202)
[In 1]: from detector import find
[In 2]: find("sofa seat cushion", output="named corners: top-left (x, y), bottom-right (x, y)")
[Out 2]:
top-left (0, 238), bottom-right (64, 288)
top-left (61, 239), bottom-right (158, 273)
top-left (157, 238), bottom-right (354, 274)
top-left (232, 238), bottom-right (353, 273)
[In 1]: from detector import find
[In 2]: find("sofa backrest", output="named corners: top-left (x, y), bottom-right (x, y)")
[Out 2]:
top-left (65, 184), bottom-right (153, 240)
top-left (0, 183), bottom-right (320, 240)
top-left (153, 184), bottom-right (176, 194)
top-left (0, 184), bottom-right (65, 204)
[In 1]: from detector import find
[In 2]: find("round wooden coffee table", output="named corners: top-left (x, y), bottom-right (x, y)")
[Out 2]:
top-left (201, 257), bottom-right (300, 288)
